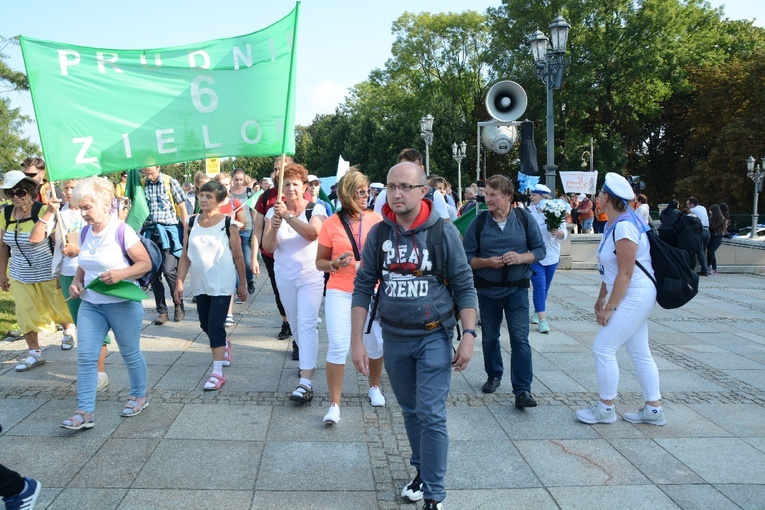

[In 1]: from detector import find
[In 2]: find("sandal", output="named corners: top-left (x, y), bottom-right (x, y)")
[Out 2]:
top-left (120, 395), bottom-right (149, 417)
top-left (61, 327), bottom-right (76, 350)
top-left (15, 354), bottom-right (46, 372)
top-left (223, 339), bottom-right (232, 367)
top-left (203, 373), bottom-right (226, 391)
top-left (289, 383), bottom-right (314, 404)
top-left (61, 410), bottom-right (95, 431)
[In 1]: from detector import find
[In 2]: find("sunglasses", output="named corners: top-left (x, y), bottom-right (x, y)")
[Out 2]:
top-left (355, 189), bottom-right (371, 197)
top-left (7, 189), bottom-right (29, 199)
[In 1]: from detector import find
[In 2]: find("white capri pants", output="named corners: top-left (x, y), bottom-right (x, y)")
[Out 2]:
top-left (593, 279), bottom-right (661, 402)
top-left (276, 273), bottom-right (324, 371)
top-left (325, 289), bottom-right (383, 364)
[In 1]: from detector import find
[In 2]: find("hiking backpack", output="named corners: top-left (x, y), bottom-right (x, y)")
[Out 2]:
top-left (81, 223), bottom-right (163, 288)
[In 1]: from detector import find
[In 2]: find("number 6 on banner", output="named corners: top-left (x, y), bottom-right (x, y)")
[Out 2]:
top-left (191, 75), bottom-right (218, 113)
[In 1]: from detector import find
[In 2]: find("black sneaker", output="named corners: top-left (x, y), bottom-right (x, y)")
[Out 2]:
top-left (515, 391), bottom-right (538, 409)
top-left (278, 321), bottom-right (292, 340)
top-left (291, 340), bottom-right (299, 361)
top-left (401, 470), bottom-right (423, 502)
top-left (422, 500), bottom-right (444, 510)
top-left (247, 280), bottom-right (256, 294)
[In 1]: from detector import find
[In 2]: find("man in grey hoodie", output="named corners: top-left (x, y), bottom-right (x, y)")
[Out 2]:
top-left (351, 162), bottom-right (478, 510)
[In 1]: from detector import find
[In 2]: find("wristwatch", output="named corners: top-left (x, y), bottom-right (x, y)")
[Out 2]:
top-left (462, 329), bottom-right (477, 338)
top-left (285, 213), bottom-right (294, 222)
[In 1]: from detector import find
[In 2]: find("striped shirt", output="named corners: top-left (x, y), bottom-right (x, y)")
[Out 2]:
top-left (1, 207), bottom-right (55, 283)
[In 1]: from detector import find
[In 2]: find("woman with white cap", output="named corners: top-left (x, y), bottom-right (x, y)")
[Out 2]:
top-left (576, 172), bottom-right (666, 426)
top-left (528, 184), bottom-right (566, 333)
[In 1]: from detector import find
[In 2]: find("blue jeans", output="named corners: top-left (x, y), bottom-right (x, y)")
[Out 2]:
top-left (581, 218), bottom-right (594, 232)
top-left (530, 262), bottom-right (558, 313)
top-left (478, 291), bottom-right (533, 395)
top-left (239, 231), bottom-right (254, 285)
top-left (76, 300), bottom-right (146, 413)
top-left (383, 330), bottom-right (452, 503)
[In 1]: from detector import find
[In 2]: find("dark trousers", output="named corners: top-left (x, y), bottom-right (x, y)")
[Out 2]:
top-left (150, 249), bottom-right (179, 315)
top-left (196, 294), bottom-right (229, 348)
top-left (697, 228), bottom-right (711, 273)
top-left (593, 219), bottom-right (607, 234)
top-left (707, 234), bottom-right (723, 271)
top-left (263, 254), bottom-right (286, 318)
top-left (0, 463), bottom-right (25, 499)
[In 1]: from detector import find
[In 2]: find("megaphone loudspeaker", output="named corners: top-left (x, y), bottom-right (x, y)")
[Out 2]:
top-left (486, 80), bottom-right (527, 122)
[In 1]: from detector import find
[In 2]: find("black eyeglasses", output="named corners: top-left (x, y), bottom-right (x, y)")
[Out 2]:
top-left (355, 189), bottom-right (371, 197)
top-left (385, 184), bottom-right (425, 192)
top-left (7, 189), bottom-right (29, 198)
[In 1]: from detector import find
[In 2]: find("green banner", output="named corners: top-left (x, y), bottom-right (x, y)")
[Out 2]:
top-left (20, 3), bottom-right (299, 182)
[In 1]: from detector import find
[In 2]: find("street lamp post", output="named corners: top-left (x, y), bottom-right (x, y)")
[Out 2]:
top-left (420, 114), bottom-right (434, 175)
top-left (528, 15), bottom-right (571, 192)
top-left (452, 141), bottom-right (467, 204)
top-left (746, 156), bottom-right (765, 239)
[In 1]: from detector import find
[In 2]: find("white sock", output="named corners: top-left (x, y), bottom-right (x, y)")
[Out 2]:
top-left (30, 349), bottom-right (41, 357)
top-left (293, 378), bottom-right (312, 396)
top-left (646, 404), bottom-right (662, 412)
top-left (299, 378), bottom-right (312, 389)
top-left (212, 360), bottom-right (224, 377)
top-left (598, 401), bottom-right (613, 412)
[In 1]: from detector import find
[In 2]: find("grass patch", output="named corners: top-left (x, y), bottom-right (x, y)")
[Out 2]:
top-left (0, 289), bottom-right (19, 335)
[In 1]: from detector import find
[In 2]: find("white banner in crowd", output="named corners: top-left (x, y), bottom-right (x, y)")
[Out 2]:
top-left (559, 171), bottom-right (598, 194)
top-left (336, 155), bottom-right (350, 182)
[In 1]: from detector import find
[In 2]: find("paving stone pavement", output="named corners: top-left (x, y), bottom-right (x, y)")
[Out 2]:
top-left (1, 270), bottom-right (765, 509)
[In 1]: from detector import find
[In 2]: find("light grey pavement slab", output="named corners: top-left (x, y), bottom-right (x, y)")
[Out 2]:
top-left (1, 270), bottom-right (764, 509)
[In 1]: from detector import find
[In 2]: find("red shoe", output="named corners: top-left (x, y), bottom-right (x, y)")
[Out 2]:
top-left (203, 373), bottom-right (226, 391)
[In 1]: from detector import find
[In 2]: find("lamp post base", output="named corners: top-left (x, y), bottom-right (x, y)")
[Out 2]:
top-left (544, 164), bottom-right (558, 194)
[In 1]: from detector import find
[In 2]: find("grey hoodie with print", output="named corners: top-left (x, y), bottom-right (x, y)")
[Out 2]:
top-left (351, 201), bottom-right (477, 340)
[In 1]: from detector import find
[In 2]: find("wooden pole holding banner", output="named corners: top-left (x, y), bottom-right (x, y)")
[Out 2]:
top-left (276, 154), bottom-right (287, 206)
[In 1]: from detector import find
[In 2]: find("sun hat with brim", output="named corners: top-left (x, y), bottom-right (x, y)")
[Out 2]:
top-left (603, 172), bottom-right (635, 201)
top-left (307, 174), bottom-right (321, 184)
top-left (531, 184), bottom-right (552, 195)
top-left (0, 171), bottom-right (39, 199)
top-left (370, 182), bottom-right (385, 190)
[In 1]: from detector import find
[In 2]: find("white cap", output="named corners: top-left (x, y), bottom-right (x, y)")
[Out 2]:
top-left (603, 172), bottom-right (635, 200)
top-left (262, 177), bottom-right (273, 185)
top-left (307, 174), bottom-right (320, 184)
top-left (531, 184), bottom-right (552, 195)
top-left (370, 182), bottom-right (385, 190)
top-left (578, 193), bottom-right (587, 201)
top-left (0, 171), bottom-right (39, 199)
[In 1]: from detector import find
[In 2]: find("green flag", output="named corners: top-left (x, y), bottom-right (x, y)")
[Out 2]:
top-left (125, 168), bottom-right (150, 231)
top-left (319, 187), bottom-right (335, 212)
top-left (453, 202), bottom-right (488, 237)
top-left (245, 189), bottom-right (264, 209)
top-left (20, 3), bottom-right (300, 181)
top-left (80, 277), bottom-right (149, 302)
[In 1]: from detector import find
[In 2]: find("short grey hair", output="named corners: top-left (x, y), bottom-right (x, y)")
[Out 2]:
top-left (71, 176), bottom-right (115, 210)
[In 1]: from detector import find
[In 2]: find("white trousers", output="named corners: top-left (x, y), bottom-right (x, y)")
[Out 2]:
top-left (593, 280), bottom-right (661, 402)
top-left (276, 273), bottom-right (324, 371)
top-left (324, 289), bottom-right (383, 364)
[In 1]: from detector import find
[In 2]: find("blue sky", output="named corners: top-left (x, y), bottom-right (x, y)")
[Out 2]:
top-left (2, 0), bottom-right (763, 146)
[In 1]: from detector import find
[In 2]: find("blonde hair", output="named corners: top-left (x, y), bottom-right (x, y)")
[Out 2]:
top-left (337, 168), bottom-right (369, 217)
top-left (71, 176), bottom-right (115, 210)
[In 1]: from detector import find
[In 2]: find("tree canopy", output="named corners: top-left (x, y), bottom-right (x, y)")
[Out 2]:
top-left (1, 36), bottom-right (38, 171)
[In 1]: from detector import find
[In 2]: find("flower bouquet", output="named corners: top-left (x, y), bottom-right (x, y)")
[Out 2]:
top-left (537, 199), bottom-right (571, 232)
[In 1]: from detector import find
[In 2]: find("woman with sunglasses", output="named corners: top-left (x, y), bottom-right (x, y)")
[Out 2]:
top-left (0, 171), bottom-right (74, 371)
top-left (316, 170), bottom-right (385, 425)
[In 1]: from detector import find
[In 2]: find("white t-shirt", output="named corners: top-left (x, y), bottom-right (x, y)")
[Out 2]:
top-left (374, 187), bottom-right (450, 220)
top-left (186, 216), bottom-right (236, 296)
top-left (530, 204), bottom-right (566, 266)
top-left (636, 203), bottom-right (651, 224)
top-left (265, 204), bottom-right (327, 281)
top-left (78, 217), bottom-right (141, 304)
top-left (690, 205), bottom-right (709, 227)
top-left (597, 221), bottom-right (653, 288)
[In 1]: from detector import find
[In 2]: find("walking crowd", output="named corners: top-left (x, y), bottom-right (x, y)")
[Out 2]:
top-left (3, 151), bottom-right (721, 510)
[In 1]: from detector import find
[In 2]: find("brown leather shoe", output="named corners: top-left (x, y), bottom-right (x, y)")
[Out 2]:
top-left (173, 304), bottom-right (185, 322)
top-left (154, 313), bottom-right (169, 325)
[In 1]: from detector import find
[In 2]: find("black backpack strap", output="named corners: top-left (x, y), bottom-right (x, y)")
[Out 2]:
top-left (366, 222), bottom-right (391, 334)
top-left (428, 218), bottom-right (446, 285)
top-left (305, 201), bottom-right (316, 222)
top-left (188, 214), bottom-right (196, 230)
top-left (473, 210), bottom-right (490, 254)
top-left (225, 216), bottom-right (231, 238)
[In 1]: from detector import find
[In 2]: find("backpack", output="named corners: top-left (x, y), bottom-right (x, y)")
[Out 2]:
top-left (81, 223), bottom-right (163, 288)
top-left (188, 215), bottom-right (232, 238)
top-left (471, 208), bottom-right (534, 288)
top-left (366, 217), bottom-right (449, 333)
top-left (3, 202), bottom-right (54, 262)
top-left (613, 224), bottom-right (698, 309)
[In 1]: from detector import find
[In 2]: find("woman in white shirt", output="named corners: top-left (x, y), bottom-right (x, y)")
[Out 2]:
top-left (262, 164), bottom-right (327, 404)
top-left (576, 173), bottom-right (665, 426)
top-left (175, 180), bottom-right (247, 391)
top-left (63, 177), bottom-right (152, 430)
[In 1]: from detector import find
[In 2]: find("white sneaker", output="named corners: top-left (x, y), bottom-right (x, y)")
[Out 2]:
top-left (97, 372), bottom-right (110, 392)
top-left (623, 406), bottom-right (667, 426)
top-left (61, 327), bottom-right (76, 350)
top-left (368, 386), bottom-right (386, 407)
top-left (576, 403), bottom-right (617, 424)
top-left (323, 402), bottom-right (340, 424)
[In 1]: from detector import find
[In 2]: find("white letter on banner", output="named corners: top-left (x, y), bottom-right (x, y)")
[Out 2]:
top-left (241, 121), bottom-right (262, 144)
top-left (96, 52), bottom-right (123, 74)
top-left (233, 44), bottom-right (252, 70)
top-left (72, 137), bottom-right (97, 164)
top-left (58, 50), bottom-right (80, 76)
top-left (188, 50), bottom-right (210, 69)
top-left (139, 53), bottom-right (162, 69)
top-left (202, 126), bottom-right (222, 149)
top-left (190, 76), bottom-right (218, 113)
top-left (122, 134), bottom-right (132, 158)
top-left (156, 129), bottom-right (177, 154)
